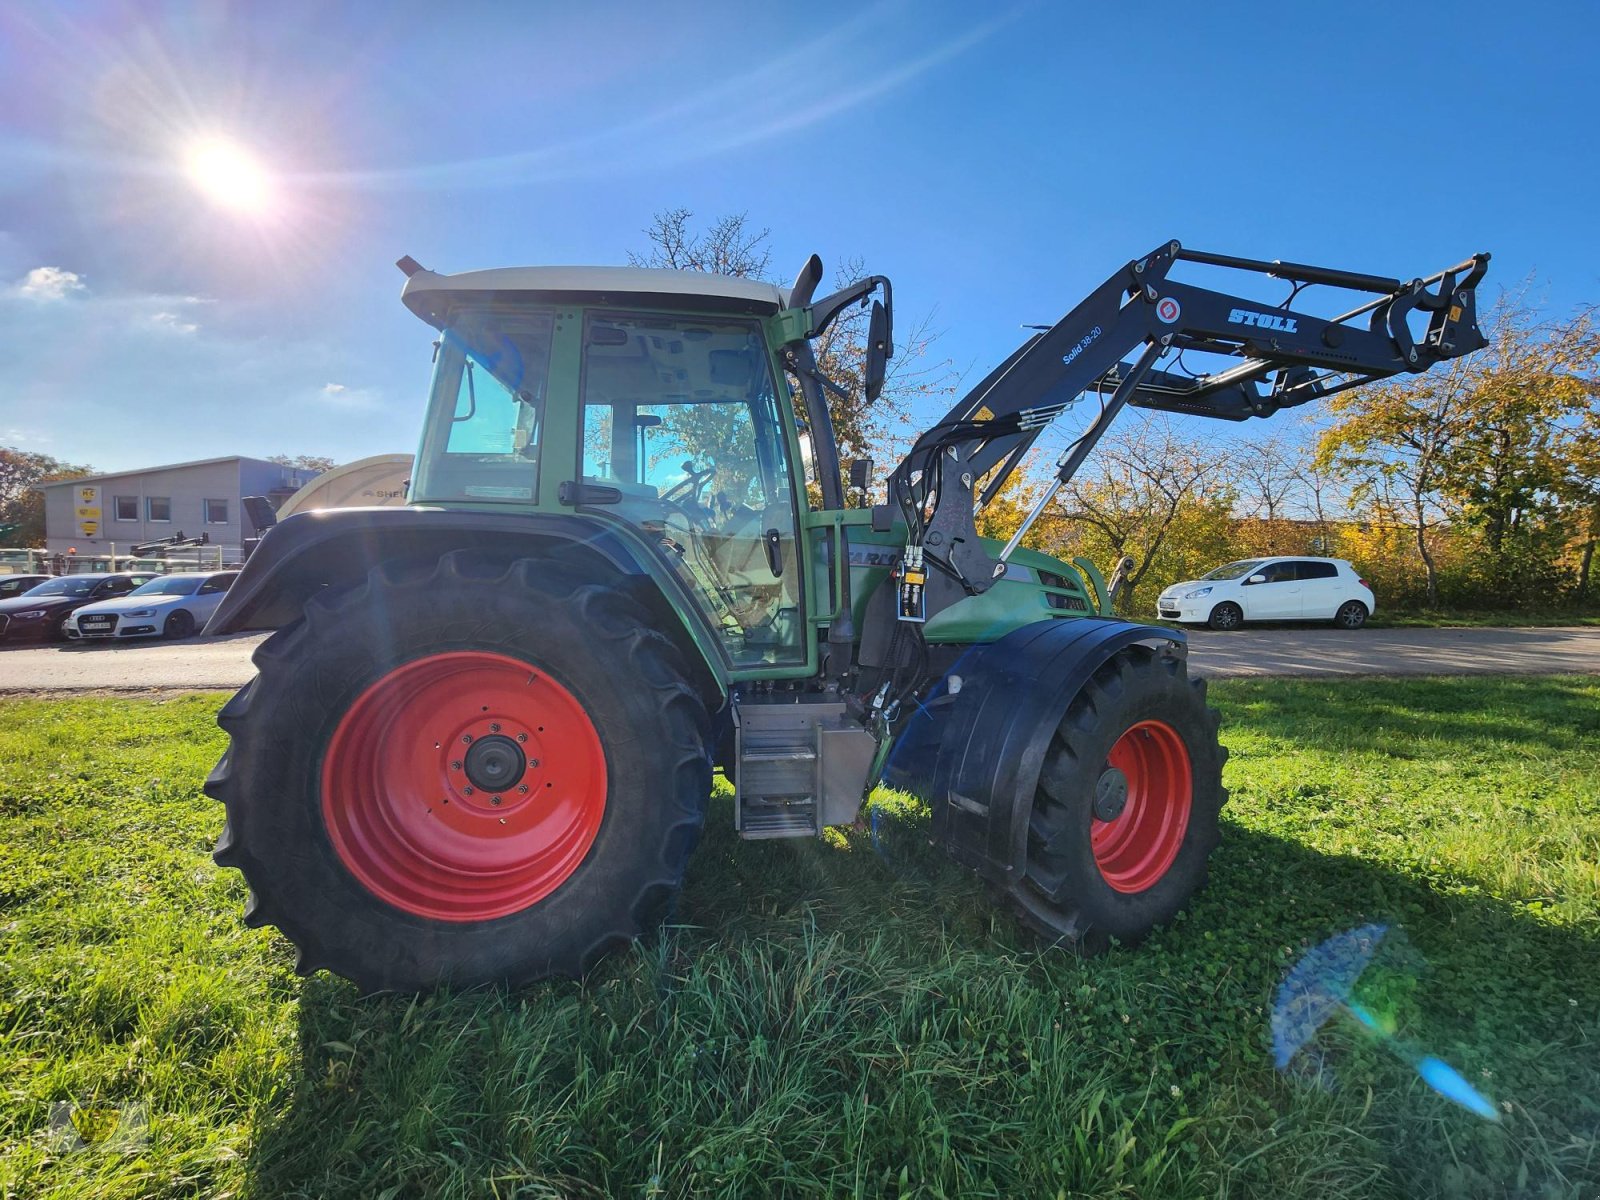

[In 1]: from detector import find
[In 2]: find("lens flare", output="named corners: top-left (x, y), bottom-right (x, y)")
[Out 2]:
top-left (1273, 925), bottom-right (1500, 1121)
top-left (183, 138), bottom-right (276, 215)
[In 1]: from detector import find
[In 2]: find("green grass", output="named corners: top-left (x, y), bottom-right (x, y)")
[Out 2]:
top-left (1, 679), bottom-right (1597, 1199)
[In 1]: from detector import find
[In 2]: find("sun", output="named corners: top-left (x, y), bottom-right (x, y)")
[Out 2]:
top-left (183, 138), bottom-right (276, 215)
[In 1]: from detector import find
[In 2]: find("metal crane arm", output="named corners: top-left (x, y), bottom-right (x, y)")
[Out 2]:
top-left (885, 240), bottom-right (1489, 597)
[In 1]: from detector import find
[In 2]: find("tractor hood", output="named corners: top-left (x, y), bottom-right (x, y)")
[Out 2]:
top-left (399, 264), bottom-right (787, 329)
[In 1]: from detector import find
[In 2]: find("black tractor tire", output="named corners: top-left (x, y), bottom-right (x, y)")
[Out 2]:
top-left (164, 609), bottom-right (196, 640)
top-left (1333, 600), bottom-right (1369, 630)
top-left (1207, 602), bottom-right (1244, 631)
top-left (1012, 643), bottom-right (1226, 950)
top-left (206, 550), bottom-right (713, 992)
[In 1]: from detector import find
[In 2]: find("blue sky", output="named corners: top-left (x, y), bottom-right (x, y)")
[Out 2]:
top-left (1, 0), bottom-right (1595, 473)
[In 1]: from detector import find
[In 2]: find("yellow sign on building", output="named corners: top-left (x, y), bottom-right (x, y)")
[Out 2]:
top-left (75, 485), bottom-right (101, 538)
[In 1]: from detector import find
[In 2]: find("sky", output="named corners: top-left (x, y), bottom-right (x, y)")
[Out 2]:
top-left (0, 0), bottom-right (1596, 475)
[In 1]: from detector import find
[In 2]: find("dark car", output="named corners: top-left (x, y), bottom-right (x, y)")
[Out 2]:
top-left (0, 574), bottom-right (50, 600)
top-left (0, 572), bottom-right (159, 644)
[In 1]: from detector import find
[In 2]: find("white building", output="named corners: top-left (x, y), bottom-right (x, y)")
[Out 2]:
top-left (40, 456), bottom-right (321, 562)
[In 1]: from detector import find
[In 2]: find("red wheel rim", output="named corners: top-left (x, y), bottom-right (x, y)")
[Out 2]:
top-left (321, 651), bottom-right (606, 921)
top-left (1091, 720), bottom-right (1192, 894)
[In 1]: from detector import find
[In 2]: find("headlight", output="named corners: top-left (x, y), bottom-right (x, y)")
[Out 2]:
top-left (123, 608), bottom-right (156, 618)
top-left (1182, 586), bottom-right (1213, 599)
top-left (14, 609), bottom-right (47, 619)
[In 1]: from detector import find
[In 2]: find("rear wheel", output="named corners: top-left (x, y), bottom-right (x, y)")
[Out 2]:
top-left (206, 551), bottom-right (712, 991)
top-left (1014, 644), bottom-right (1226, 948)
top-left (1333, 600), bottom-right (1368, 630)
top-left (1207, 602), bottom-right (1244, 631)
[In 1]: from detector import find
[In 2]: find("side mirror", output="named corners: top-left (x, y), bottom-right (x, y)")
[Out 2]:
top-left (1247, 574), bottom-right (1267, 584)
top-left (864, 300), bottom-right (891, 404)
top-left (848, 457), bottom-right (874, 502)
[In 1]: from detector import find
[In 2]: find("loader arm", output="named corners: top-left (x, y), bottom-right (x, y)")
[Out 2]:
top-left (885, 240), bottom-right (1489, 600)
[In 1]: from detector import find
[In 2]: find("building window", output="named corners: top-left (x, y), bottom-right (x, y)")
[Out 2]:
top-left (114, 496), bottom-right (138, 521)
top-left (204, 499), bottom-right (229, 524)
top-left (146, 497), bottom-right (171, 522)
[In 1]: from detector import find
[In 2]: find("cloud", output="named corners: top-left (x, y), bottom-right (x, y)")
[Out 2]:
top-left (303, 4), bottom-right (1025, 192)
top-left (16, 265), bottom-right (86, 300)
top-left (148, 310), bottom-right (199, 334)
top-left (318, 381), bottom-right (380, 410)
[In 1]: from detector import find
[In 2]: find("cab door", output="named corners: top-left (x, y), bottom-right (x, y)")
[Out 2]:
top-left (1240, 560), bottom-right (1301, 619)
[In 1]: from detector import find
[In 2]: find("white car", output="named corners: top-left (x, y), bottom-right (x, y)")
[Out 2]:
top-left (67, 571), bottom-right (238, 641)
top-left (1156, 557), bottom-right (1376, 630)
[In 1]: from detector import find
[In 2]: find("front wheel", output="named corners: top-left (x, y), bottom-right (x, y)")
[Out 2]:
top-left (206, 551), bottom-right (712, 991)
top-left (164, 609), bottom-right (196, 639)
top-left (1333, 600), bottom-right (1369, 630)
top-left (1013, 644), bottom-right (1227, 949)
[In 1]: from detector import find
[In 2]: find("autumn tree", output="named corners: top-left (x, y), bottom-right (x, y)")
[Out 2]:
top-left (1318, 294), bottom-right (1598, 605)
top-left (1049, 417), bottom-right (1238, 610)
top-left (0, 447), bottom-right (94, 547)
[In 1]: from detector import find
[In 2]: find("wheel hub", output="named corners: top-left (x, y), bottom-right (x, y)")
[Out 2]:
top-left (463, 734), bottom-right (526, 793)
top-left (1093, 766), bottom-right (1129, 821)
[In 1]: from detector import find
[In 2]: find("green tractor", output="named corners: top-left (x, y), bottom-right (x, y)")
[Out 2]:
top-left (206, 241), bottom-right (1488, 990)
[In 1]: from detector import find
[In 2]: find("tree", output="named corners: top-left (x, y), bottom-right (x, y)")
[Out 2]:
top-left (267, 454), bottom-right (337, 473)
top-left (629, 209), bottom-right (956, 496)
top-left (1050, 417), bottom-right (1237, 609)
top-left (1317, 294), bottom-right (1599, 605)
top-left (0, 447), bottom-right (94, 547)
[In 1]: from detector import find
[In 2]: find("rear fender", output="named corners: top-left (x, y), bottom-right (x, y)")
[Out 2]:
top-left (882, 618), bottom-right (1187, 884)
top-left (207, 506), bottom-right (726, 700)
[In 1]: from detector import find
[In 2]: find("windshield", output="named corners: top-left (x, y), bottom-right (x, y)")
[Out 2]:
top-left (129, 576), bottom-right (200, 597)
top-left (412, 307), bottom-right (554, 505)
top-left (22, 577), bottom-right (96, 597)
top-left (1201, 559), bottom-right (1264, 581)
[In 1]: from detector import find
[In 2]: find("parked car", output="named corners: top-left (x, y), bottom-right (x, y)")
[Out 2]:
top-left (0, 572), bottom-right (159, 643)
top-left (1156, 557), bottom-right (1376, 630)
top-left (0, 574), bottom-right (51, 600)
top-left (66, 571), bottom-right (238, 641)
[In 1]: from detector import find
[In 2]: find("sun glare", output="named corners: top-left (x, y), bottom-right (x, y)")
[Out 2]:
top-left (184, 138), bottom-right (276, 215)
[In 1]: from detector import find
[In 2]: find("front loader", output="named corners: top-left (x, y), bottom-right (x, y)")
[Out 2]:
top-left (205, 241), bottom-right (1489, 990)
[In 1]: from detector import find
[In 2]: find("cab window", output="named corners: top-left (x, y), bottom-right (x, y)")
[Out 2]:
top-left (579, 311), bottom-right (802, 668)
top-left (412, 309), bottom-right (554, 505)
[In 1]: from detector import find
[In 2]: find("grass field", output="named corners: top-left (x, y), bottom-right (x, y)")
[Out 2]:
top-left (1, 677), bottom-right (1597, 1199)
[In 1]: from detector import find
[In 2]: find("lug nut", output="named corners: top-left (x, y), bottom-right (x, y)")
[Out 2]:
top-left (463, 786), bottom-right (475, 796)
top-left (491, 795), bottom-right (502, 806)
top-left (516, 733), bottom-right (527, 743)
top-left (490, 722), bottom-right (501, 733)
top-left (451, 760), bottom-right (462, 771)
top-left (517, 785), bottom-right (529, 795)
top-left (529, 759), bottom-right (540, 769)
top-left (461, 734), bottom-right (473, 745)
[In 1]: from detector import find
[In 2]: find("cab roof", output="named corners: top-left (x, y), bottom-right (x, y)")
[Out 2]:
top-left (400, 264), bottom-right (787, 329)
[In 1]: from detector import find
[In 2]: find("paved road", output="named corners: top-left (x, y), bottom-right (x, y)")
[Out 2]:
top-left (2, 626), bottom-right (1599, 692)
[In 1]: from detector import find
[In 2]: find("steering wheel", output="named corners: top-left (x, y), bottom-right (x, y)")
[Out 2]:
top-left (660, 459), bottom-right (717, 511)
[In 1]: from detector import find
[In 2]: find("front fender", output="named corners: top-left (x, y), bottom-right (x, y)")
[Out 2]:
top-left (882, 618), bottom-right (1187, 883)
top-left (208, 506), bottom-right (728, 696)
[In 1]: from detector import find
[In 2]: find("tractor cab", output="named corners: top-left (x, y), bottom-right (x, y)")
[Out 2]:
top-left (401, 265), bottom-right (809, 669)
